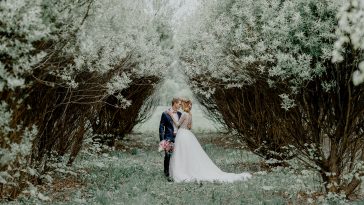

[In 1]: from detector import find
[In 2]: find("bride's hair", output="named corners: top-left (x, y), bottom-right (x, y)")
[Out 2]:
top-left (181, 99), bottom-right (192, 113)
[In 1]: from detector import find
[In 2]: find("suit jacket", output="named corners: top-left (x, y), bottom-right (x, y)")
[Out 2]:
top-left (159, 110), bottom-right (182, 143)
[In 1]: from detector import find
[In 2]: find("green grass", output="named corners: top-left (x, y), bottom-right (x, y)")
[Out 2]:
top-left (73, 149), bottom-right (288, 204)
top-left (3, 132), bottom-right (364, 204)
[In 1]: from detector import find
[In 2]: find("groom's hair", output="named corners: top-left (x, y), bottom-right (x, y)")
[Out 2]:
top-left (171, 97), bottom-right (181, 106)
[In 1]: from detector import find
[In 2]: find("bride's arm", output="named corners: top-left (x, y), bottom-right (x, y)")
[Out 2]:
top-left (187, 114), bottom-right (192, 129)
top-left (167, 111), bottom-right (186, 127)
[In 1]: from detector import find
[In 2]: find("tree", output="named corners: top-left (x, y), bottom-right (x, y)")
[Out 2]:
top-left (177, 0), bottom-right (364, 197)
top-left (0, 0), bottom-right (171, 198)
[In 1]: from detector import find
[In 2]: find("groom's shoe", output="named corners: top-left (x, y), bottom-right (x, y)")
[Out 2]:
top-left (164, 172), bottom-right (173, 182)
top-left (166, 176), bottom-right (173, 182)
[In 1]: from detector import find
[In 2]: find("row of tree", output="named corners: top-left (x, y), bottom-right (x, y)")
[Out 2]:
top-left (2, 0), bottom-right (364, 200)
top-left (177, 0), bottom-right (364, 197)
top-left (0, 0), bottom-right (172, 199)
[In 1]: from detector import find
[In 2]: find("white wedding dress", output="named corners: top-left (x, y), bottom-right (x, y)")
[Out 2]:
top-left (169, 112), bottom-right (252, 183)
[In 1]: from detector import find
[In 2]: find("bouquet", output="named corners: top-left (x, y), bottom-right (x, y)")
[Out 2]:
top-left (158, 140), bottom-right (174, 154)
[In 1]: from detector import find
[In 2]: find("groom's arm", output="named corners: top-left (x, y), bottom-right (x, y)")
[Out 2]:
top-left (159, 113), bottom-right (166, 141)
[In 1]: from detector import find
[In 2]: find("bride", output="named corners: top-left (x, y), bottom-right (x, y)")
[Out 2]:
top-left (167, 99), bottom-right (252, 183)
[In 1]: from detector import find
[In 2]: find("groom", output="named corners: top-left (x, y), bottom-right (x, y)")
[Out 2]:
top-left (159, 97), bottom-right (182, 179)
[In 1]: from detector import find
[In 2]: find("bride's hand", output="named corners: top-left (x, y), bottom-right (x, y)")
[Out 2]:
top-left (167, 110), bottom-right (173, 116)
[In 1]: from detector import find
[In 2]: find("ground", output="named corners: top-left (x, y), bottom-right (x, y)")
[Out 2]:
top-left (4, 131), bottom-right (364, 205)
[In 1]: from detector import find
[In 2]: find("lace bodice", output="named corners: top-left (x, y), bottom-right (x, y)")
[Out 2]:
top-left (174, 112), bottom-right (192, 129)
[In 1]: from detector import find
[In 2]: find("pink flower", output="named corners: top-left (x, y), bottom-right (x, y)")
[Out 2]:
top-left (158, 140), bottom-right (174, 153)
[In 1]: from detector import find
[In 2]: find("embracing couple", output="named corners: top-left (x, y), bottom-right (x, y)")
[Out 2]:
top-left (159, 97), bottom-right (252, 183)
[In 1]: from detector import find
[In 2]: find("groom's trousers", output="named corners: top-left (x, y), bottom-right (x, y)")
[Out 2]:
top-left (164, 152), bottom-right (171, 177)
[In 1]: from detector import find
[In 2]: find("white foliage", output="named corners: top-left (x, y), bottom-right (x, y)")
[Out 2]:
top-left (0, 125), bottom-right (37, 166)
top-left (0, 0), bottom-right (49, 91)
top-left (334, 0), bottom-right (364, 85)
top-left (74, 0), bottom-right (168, 77)
top-left (279, 94), bottom-right (296, 111)
top-left (177, 0), bottom-right (341, 105)
top-left (353, 61), bottom-right (364, 85)
top-left (37, 192), bottom-right (51, 201)
top-left (107, 73), bottom-right (132, 95)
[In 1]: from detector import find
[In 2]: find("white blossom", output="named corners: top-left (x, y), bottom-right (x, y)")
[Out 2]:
top-left (334, 0), bottom-right (364, 85)
top-left (178, 0), bottom-right (340, 98)
top-left (279, 94), bottom-right (296, 111)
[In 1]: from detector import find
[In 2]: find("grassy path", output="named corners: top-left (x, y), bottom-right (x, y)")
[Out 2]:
top-left (4, 132), bottom-right (364, 204)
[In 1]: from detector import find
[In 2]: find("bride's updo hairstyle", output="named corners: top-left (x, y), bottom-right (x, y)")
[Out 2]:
top-left (182, 99), bottom-right (192, 113)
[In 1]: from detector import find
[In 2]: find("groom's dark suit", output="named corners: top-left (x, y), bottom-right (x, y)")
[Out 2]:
top-left (159, 109), bottom-right (182, 177)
